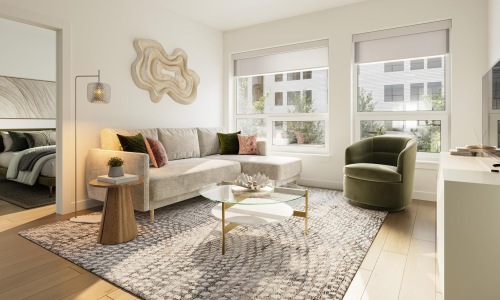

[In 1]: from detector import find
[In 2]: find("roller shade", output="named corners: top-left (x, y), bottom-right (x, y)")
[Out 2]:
top-left (233, 39), bottom-right (329, 77)
top-left (354, 20), bottom-right (451, 64)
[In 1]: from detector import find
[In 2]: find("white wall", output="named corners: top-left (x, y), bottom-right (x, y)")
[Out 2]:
top-left (489, 0), bottom-right (500, 66)
top-left (0, 0), bottom-right (224, 212)
top-left (224, 0), bottom-right (488, 200)
top-left (0, 17), bottom-right (56, 129)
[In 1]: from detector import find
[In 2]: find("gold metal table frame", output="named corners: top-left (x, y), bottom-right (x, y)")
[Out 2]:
top-left (206, 182), bottom-right (309, 255)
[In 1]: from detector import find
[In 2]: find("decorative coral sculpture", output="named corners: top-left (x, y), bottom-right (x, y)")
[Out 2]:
top-left (233, 172), bottom-right (271, 191)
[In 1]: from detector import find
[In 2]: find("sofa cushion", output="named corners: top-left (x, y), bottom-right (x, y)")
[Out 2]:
top-left (149, 158), bottom-right (241, 201)
top-left (158, 128), bottom-right (200, 160)
top-left (217, 132), bottom-right (240, 155)
top-left (117, 133), bottom-right (147, 153)
top-left (101, 128), bottom-right (158, 151)
top-left (145, 137), bottom-right (168, 168)
top-left (207, 155), bottom-right (302, 181)
top-left (238, 134), bottom-right (258, 155)
top-left (197, 127), bottom-right (223, 157)
top-left (344, 163), bottom-right (401, 183)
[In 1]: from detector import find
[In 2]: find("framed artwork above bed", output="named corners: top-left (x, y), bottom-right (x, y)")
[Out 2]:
top-left (0, 76), bottom-right (56, 119)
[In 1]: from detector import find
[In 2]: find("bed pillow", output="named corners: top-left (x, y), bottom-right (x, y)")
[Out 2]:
top-left (8, 131), bottom-right (29, 152)
top-left (117, 133), bottom-right (147, 153)
top-left (24, 131), bottom-right (56, 148)
top-left (237, 134), bottom-right (258, 155)
top-left (1, 132), bottom-right (13, 152)
top-left (145, 138), bottom-right (168, 168)
top-left (217, 131), bottom-right (241, 155)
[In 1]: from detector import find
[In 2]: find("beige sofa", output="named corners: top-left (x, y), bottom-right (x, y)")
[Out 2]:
top-left (86, 127), bottom-right (302, 222)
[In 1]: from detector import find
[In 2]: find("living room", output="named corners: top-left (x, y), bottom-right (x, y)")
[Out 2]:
top-left (0, 0), bottom-right (498, 299)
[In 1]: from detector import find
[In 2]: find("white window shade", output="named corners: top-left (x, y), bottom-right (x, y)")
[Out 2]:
top-left (233, 40), bottom-right (329, 77)
top-left (354, 20), bottom-right (451, 64)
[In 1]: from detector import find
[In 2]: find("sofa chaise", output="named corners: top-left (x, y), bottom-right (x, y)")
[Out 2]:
top-left (86, 127), bottom-right (302, 222)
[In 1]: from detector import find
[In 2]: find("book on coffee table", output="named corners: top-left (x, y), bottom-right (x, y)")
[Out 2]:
top-left (97, 174), bottom-right (139, 184)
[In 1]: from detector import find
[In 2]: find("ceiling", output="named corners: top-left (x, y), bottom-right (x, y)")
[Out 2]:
top-left (154, 0), bottom-right (366, 31)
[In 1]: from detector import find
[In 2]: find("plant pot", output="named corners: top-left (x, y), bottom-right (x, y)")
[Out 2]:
top-left (108, 166), bottom-right (124, 177)
top-left (294, 132), bottom-right (306, 144)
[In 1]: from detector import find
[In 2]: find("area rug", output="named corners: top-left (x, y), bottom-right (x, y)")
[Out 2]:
top-left (0, 177), bottom-right (54, 208)
top-left (19, 187), bottom-right (386, 300)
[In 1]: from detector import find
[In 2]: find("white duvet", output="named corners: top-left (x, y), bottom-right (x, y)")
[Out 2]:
top-left (6, 145), bottom-right (56, 185)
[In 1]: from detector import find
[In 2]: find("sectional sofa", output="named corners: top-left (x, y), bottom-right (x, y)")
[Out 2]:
top-left (86, 127), bottom-right (302, 222)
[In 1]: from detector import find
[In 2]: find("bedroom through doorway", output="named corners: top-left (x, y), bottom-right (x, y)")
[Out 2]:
top-left (0, 17), bottom-right (58, 219)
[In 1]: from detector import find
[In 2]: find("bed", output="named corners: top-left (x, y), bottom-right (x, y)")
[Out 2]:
top-left (0, 128), bottom-right (56, 197)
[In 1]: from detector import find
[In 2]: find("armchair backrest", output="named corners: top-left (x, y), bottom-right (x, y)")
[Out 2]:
top-left (346, 136), bottom-right (416, 169)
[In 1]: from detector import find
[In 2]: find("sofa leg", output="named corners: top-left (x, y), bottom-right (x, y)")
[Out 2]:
top-left (150, 209), bottom-right (154, 223)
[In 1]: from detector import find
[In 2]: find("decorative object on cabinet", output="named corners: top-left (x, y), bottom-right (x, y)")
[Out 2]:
top-left (131, 39), bottom-right (199, 104)
top-left (70, 70), bottom-right (111, 224)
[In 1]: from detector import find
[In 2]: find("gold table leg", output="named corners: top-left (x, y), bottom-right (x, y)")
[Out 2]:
top-left (292, 188), bottom-right (309, 235)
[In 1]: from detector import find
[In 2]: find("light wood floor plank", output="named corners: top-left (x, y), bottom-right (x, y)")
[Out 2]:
top-left (344, 268), bottom-right (372, 300)
top-left (61, 279), bottom-right (118, 300)
top-left (26, 273), bottom-right (111, 300)
top-left (360, 219), bottom-right (391, 270)
top-left (382, 203), bottom-right (417, 255)
top-left (0, 258), bottom-right (73, 294)
top-left (0, 267), bottom-right (80, 300)
top-left (361, 251), bottom-right (407, 300)
top-left (412, 201), bottom-right (436, 242)
top-left (0, 252), bottom-right (59, 281)
top-left (398, 239), bottom-right (436, 300)
top-left (0, 245), bottom-right (48, 270)
top-left (107, 289), bottom-right (141, 300)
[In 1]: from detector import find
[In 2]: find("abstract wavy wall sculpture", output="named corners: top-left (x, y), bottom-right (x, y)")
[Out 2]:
top-left (131, 39), bottom-right (200, 104)
top-left (0, 76), bottom-right (56, 119)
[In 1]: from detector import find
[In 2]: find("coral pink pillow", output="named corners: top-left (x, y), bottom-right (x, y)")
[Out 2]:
top-left (145, 138), bottom-right (168, 168)
top-left (237, 134), bottom-right (258, 155)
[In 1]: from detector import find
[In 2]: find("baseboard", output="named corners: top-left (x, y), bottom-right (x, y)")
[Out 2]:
top-left (298, 178), bottom-right (437, 202)
top-left (412, 191), bottom-right (436, 201)
top-left (297, 178), bottom-right (343, 190)
top-left (76, 198), bottom-right (102, 211)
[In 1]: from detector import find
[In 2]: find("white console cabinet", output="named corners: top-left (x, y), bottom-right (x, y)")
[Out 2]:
top-left (437, 153), bottom-right (500, 300)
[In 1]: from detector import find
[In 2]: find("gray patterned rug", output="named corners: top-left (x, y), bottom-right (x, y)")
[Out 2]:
top-left (19, 188), bottom-right (386, 300)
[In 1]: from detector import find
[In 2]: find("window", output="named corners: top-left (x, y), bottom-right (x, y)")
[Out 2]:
top-left (410, 59), bottom-right (424, 70)
top-left (427, 57), bottom-right (442, 69)
top-left (354, 20), bottom-right (450, 159)
top-left (232, 40), bottom-right (329, 153)
top-left (303, 71), bottom-right (312, 79)
top-left (427, 82), bottom-right (442, 97)
top-left (410, 83), bottom-right (424, 101)
top-left (384, 61), bottom-right (404, 72)
top-left (275, 92), bottom-right (283, 106)
top-left (287, 91), bottom-right (300, 105)
top-left (287, 72), bottom-right (301, 81)
top-left (384, 84), bottom-right (404, 102)
top-left (275, 74), bottom-right (283, 82)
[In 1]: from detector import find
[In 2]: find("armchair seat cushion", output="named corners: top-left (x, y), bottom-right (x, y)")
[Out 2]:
top-left (344, 163), bottom-right (401, 183)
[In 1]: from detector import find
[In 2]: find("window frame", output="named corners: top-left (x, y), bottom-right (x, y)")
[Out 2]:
top-left (353, 56), bottom-right (450, 161)
top-left (233, 67), bottom-right (330, 155)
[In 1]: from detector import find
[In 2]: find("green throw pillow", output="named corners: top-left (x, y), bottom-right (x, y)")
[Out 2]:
top-left (117, 133), bottom-right (147, 153)
top-left (8, 131), bottom-right (29, 151)
top-left (217, 131), bottom-right (241, 155)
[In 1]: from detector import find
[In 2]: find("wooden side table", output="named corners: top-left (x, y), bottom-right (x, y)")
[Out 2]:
top-left (89, 177), bottom-right (143, 245)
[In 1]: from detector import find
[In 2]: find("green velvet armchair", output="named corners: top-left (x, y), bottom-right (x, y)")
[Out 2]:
top-left (343, 136), bottom-right (417, 211)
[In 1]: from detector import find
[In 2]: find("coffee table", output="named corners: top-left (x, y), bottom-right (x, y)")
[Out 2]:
top-left (200, 182), bottom-right (308, 254)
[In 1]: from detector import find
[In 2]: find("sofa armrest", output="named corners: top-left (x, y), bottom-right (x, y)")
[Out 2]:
top-left (86, 149), bottom-right (151, 211)
top-left (257, 141), bottom-right (266, 156)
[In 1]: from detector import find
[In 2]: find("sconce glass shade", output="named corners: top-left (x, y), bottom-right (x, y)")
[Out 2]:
top-left (87, 82), bottom-right (111, 103)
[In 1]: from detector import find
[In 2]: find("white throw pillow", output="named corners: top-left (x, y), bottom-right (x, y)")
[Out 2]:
top-left (1, 131), bottom-right (13, 152)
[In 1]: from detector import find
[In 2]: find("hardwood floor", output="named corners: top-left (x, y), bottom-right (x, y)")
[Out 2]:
top-left (0, 198), bottom-right (437, 300)
top-left (344, 199), bottom-right (440, 300)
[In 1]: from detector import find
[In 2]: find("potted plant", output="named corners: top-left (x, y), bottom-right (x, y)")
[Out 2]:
top-left (107, 157), bottom-right (124, 177)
